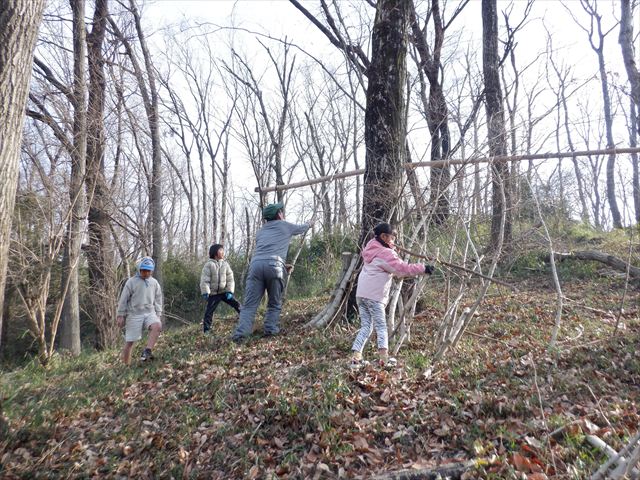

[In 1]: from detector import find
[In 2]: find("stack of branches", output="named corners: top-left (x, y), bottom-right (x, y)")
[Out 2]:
top-left (305, 167), bottom-right (512, 364)
top-left (589, 432), bottom-right (640, 479)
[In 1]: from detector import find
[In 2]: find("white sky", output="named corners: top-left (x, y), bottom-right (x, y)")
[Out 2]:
top-left (140, 0), bottom-right (640, 225)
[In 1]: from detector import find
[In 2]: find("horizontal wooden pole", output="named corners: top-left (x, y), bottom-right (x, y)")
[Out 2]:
top-left (256, 146), bottom-right (640, 193)
top-left (255, 168), bottom-right (365, 193)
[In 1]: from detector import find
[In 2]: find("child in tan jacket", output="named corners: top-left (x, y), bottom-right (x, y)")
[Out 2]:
top-left (200, 244), bottom-right (240, 334)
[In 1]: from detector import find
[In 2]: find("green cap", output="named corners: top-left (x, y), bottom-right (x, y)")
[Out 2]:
top-left (262, 202), bottom-right (284, 220)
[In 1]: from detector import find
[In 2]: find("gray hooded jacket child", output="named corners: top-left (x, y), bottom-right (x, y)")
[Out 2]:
top-left (117, 267), bottom-right (163, 318)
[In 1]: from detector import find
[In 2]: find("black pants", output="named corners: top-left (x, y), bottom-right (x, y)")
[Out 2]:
top-left (203, 293), bottom-right (241, 332)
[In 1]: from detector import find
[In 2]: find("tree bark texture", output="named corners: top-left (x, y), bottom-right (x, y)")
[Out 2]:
top-left (60, 0), bottom-right (88, 355)
top-left (410, 0), bottom-right (452, 225)
top-left (0, 0), bottom-right (46, 350)
top-left (86, 0), bottom-right (117, 349)
top-left (129, 0), bottom-right (163, 285)
top-left (360, 0), bottom-right (410, 244)
top-left (482, 0), bottom-right (512, 249)
top-left (630, 101), bottom-right (640, 223)
top-left (619, 0), bottom-right (640, 223)
top-left (619, 0), bottom-right (640, 109)
top-left (584, 3), bottom-right (623, 228)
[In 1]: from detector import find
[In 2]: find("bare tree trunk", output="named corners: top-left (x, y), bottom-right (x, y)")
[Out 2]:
top-left (630, 101), bottom-right (640, 223)
top-left (85, 0), bottom-right (116, 349)
top-left (220, 130), bottom-right (230, 245)
top-left (360, 0), bottom-right (410, 243)
top-left (410, 0), bottom-right (455, 225)
top-left (0, 0), bottom-right (46, 350)
top-left (619, 0), bottom-right (640, 223)
top-left (128, 0), bottom-right (163, 283)
top-left (619, 0), bottom-right (640, 108)
top-left (482, 0), bottom-right (512, 250)
top-left (60, 0), bottom-right (87, 355)
top-left (577, 0), bottom-right (623, 228)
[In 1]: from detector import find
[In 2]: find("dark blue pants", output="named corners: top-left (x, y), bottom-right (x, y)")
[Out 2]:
top-left (203, 293), bottom-right (241, 332)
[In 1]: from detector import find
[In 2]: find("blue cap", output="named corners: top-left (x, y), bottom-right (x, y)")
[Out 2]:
top-left (137, 256), bottom-right (155, 272)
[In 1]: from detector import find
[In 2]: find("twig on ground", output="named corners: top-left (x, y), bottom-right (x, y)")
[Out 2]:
top-left (248, 420), bottom-right (264, 443)
top-left (583, 383), bottom-right (613, 429)
top-left (163, 312), bottom-right (192, 326)
top-left (529, 353), bottom-right (557, 474)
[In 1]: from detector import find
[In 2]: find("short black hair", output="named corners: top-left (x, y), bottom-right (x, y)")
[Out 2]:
top-left (209, 244), bottom-right (224, 259)
top-left (373, 222), bottom-right (396, 237)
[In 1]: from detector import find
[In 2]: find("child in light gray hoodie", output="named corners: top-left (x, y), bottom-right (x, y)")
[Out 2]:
top-left (116, 256), bottom-right (163, 364)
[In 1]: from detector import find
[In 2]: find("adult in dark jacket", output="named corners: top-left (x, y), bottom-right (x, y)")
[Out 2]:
top-left (232, 203), bottom-right (310, 343)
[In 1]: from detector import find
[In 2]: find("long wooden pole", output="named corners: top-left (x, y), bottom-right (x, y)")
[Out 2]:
top-left (255, 146), bottom-right (640, 193)
top-left (395, 244), bottom-right (519, 291)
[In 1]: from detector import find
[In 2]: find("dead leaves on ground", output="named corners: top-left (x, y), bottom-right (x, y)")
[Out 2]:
top-left (1, 286), bottom-right (639, 478)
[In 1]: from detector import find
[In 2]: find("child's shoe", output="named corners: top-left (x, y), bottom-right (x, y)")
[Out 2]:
top-left (141, 348), bottom-right (154, 361)
top-left (349, 358), bottom-right (370, 370)
top-left (378, 357), bottom-right (397, 368)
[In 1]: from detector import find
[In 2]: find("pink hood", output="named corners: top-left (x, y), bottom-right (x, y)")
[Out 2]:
top-left (355, 238), bottom-right (425, 304)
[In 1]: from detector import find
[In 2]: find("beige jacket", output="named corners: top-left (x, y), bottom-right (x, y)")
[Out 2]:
top-left (200, 259), bottom-right (235, 295)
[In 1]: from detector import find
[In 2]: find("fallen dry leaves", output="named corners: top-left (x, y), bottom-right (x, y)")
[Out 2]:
top-left (1, 282), bottom-right (638, 478)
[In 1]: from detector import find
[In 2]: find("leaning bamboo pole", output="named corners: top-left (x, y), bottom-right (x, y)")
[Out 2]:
top-left (255, 146), bottom-right (640, 194)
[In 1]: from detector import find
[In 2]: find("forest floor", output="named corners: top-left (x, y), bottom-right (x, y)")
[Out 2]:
top-left (1, 272), bottom-right (639, 479)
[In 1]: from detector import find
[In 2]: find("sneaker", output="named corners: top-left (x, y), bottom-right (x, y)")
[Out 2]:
top-left (349, 358), bottom-right (370, 370)
top-left (140, 348), bottom-right (154, 361)
top-left (378, 357), bottom-right (397, 368)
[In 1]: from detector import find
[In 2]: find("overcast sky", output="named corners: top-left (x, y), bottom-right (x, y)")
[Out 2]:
top-left (139, 0), bottom-right (640, 222)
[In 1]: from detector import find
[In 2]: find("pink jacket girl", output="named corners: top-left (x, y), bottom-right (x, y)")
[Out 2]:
top-left (351, 223), bottom-right (433, 368)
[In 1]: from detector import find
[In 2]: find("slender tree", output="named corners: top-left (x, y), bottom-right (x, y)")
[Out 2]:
top-left (482, 0), bottom-right (512, 250)
top-left (619, 0), bottom-right (640, 222)
top-left (59, 0), bottom-right (88, 355)
top-left (572, 0), bottom-right (622, 228)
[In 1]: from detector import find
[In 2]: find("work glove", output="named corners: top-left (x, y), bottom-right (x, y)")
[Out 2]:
top-left (225, 292), bottom-right (233, 301)
top-left (202, 293), bottom-right (209, 300)
top-left (424, 264), bottom-right (435, 275)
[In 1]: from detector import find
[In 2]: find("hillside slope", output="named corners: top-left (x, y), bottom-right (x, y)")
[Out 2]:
top-left (1, 278), bottom-right (639, 479)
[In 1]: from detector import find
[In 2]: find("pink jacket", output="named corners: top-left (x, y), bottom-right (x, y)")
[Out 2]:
top-left (355, 238), bottom-right (425, 304)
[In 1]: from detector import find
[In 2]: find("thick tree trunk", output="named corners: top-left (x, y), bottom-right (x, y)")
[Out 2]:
top-left (86, 0), bottom-right (116, 349)
top-left (60, 0), bottom-right (87, 355)
top-left (0, 0), bottom-right (46, 350)
top-left (360, 0), bottom-right (410, 244)
top-left (482, 0), bottom-right (512, 250)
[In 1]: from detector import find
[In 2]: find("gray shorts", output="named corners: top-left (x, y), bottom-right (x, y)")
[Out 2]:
top-left (125, 313), bottom-right (161, 342)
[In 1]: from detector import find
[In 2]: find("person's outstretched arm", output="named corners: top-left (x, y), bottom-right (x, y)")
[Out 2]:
top-left (377, 249), bottom-right (426, 277)
top-left (285, 220), bottom-right (311, 236)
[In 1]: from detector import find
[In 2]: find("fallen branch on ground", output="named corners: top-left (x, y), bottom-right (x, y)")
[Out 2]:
top-left (555, 251), bottom-right (640, 278)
